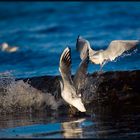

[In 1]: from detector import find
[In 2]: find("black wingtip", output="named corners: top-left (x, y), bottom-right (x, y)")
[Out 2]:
top-left (76, 35), bottom-right (81, 51)
top-left (77, 35), bottom-right (82, 40)
top-left (77, 35), bottom-right (80, 40)
top-left (76, 35), bottom-right (84, 51)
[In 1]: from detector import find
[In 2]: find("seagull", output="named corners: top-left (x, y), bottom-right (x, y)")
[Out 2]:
top-left (1, 42), bottom-right (19, 53)
top-left (59, 47), bottom-right (89, 112)
top-left (76, 36), bottom-right (140, 70)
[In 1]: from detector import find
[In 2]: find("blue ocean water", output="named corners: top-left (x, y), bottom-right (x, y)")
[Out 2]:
top-left (0, 2), bottom-right (139, 78)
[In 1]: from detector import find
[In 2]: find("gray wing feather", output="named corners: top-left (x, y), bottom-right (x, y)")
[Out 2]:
top-left (73, 49), bottom-right (89, 90)
top-left (76, 36), bottom-right (90, 60)
top-left (105, 40), bottom-right (140, 61)
top-left (59, 47), bottom-right (73, 85)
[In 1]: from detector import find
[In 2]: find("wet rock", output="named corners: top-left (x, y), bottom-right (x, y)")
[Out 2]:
top-left (20, 70), bottom-right (140, 115)
top-left (0, 70), bottom-right (140, 115)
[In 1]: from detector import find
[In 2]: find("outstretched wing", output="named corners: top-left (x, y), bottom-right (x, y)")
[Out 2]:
top-left (76, 35), bottom-right (90, 60)
top-left (105, 40), bottom-right (140, 61)
top-left (73, 49), bottom-right (89, 90)
top-left (59, 47), bottom-right (73, 85)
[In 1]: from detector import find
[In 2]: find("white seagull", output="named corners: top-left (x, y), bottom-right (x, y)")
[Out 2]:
top-left (59, 47), bottom-right (89, 112)
top-left (76, 36), bottom-right (140, 70)
top-left (1, 42), bottom-right (19, 53)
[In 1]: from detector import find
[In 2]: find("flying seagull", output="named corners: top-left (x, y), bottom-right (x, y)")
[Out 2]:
top-left (76, 36), bottom-right (140, 70)
top-left (59, 47), bottom-right (89, 112)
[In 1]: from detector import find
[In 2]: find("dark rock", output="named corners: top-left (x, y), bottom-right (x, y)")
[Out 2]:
top-left (0, 70), bottom-right (140, 115)
top-left (18, 70), bottom-right (140, 115)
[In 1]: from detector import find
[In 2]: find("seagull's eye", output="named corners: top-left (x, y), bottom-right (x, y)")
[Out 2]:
top-left (78, 94), bottom-right (81, 97)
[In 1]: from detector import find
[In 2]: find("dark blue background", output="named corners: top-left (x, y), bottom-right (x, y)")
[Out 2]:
top-left (0, 2), bottom-right (139, 78)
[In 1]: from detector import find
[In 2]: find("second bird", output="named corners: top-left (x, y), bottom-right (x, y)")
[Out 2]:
top-left (76, 36), bottom-right (140, 71)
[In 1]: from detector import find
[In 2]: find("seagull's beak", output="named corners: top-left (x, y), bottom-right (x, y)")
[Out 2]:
top-left (72, 98), bottom-right (86, 112)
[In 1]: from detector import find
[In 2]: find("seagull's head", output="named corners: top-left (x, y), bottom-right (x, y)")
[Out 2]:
top-left (1, 42), bottom-right (8, 50)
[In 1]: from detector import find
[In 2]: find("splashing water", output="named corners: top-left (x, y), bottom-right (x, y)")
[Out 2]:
top-left (0, 72), bottom-right (62, 114)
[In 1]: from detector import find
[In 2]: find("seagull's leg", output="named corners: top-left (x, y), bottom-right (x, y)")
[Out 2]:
top-left (97, 65), bottom-right (103, 75)
top-left (98, 61), bottom-right (106, 75)
top-left (99, 64), bottom-right (103, 72)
